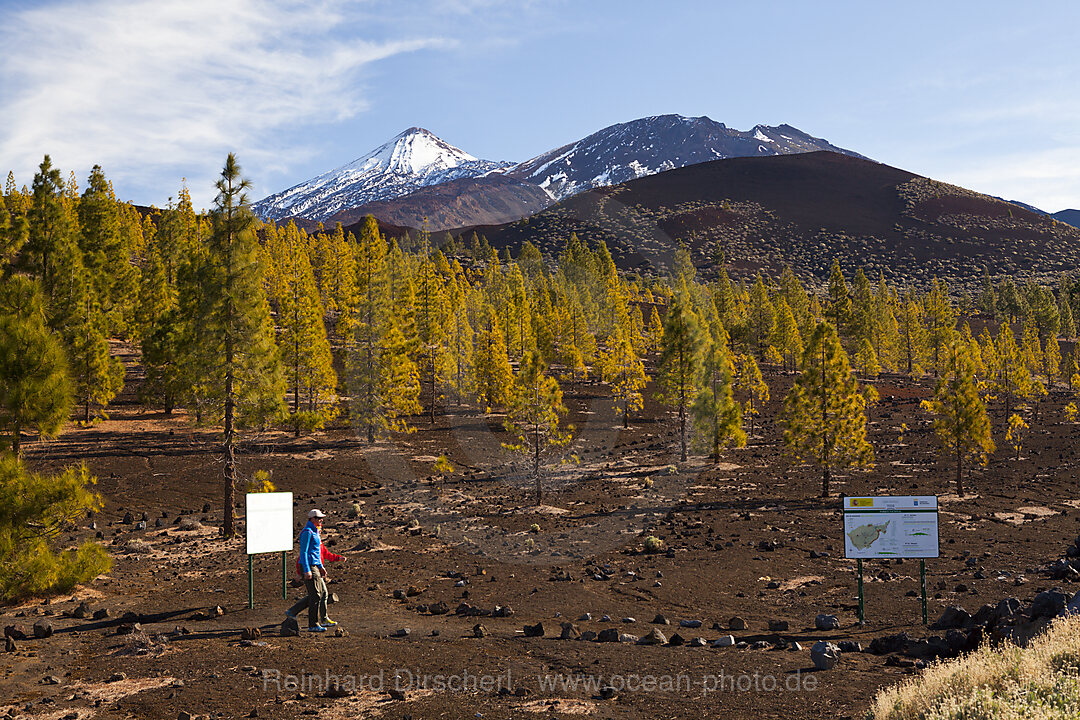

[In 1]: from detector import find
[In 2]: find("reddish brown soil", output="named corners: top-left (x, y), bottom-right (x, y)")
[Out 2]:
top-left (3, 351), bottom-right (1078, 720)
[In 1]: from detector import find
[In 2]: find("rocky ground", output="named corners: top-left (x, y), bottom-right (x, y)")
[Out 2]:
top-left (3, 353), bottom-right (1080, 720)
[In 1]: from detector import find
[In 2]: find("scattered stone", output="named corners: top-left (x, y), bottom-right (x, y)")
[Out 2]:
top-left (689, 637), bottom-right (707, 647)
top-left (473, 624), bottom-right (487, 638)
top-left (599, 686), bottom-right (617, 700)
top-left (328, 593), bottom-right (339, 604)
top-left (492, 605), bottom-right (515, 618)
top-left (325, 681), bottom-right (354, 698)
top-left (652, 614), bottom-right (669, 625)
top-left (932, 606), bottom-right (971, 630)
top-left (838, 640), bottom-right (862, 653)
top-left (4, 636), bottom-right (16, 652)
top-left (788, 641), bottom-right (803, 651)
top-left (729, 616), bottom-right (747, 630)
top-left (578, 613), bottom-right (592, 622)
top-left (811, 641), bottom-right (840, 670)
top-left (868, 632), bottom-right (910, 655)
top-left (749, 640), bottom-right (771, 650)
top-left (4, 625), bottom-right (27, 640)
top-left (559, 622), bottom-right (579, 640)
top-left (391, 628), bottom-right (410, 638)
top-left (768, 620), bottom-right (789, 632)
top-left (393, 589), bottom-right (406, 600)
top-left (619, 633), bottom-right (638, 643)
top-left (122, 512), bottom-right (134, 524)
top-left (241, 628), bottom-right (262, 641)
top-left (712, 635), bottom-right (735, 648)
top-left (1030, 590), bottom-right (1069, 619)
top-left (406, 586), bottom-right (424, 597)
top-left (73, 601), bottom-right (92, 619)
top-left (281, 617), bottom-right (300, 637)
top-left (522, 622), bottom-right (544, 637)
top-left (597, 628), bottom-right (620, 643)
top-left (109, 672), bottom-right (127, 682)
top-left (667, 633), bottom-right (687, 647)
top-left (815, 614), bottom-right (840, 631)
top-left (638, 628), bottom-right (667, 645)
top-left (621, 617), bottom-right (635, 624)
top-left (579, 630), bottom-right (597, 641)
top-left (428, 601), bottom-right (449, 615)
top-left (33, 621), bottom-right (54, 639)
top-left (42, 675), bottom-right (61, 685)
top-left (679, 619), bottom-right (702, 629)
top-left (93, 608), bottom-right (110, 621)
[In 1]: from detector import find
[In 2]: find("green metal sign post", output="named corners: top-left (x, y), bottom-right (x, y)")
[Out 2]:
top-left (856, 558), bottom-right (865, 625)
top-left (247, 551), bottom-right (289, 609)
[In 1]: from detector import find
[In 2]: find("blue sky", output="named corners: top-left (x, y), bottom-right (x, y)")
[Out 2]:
top-left (2, 0), bottom-right (1079, 212)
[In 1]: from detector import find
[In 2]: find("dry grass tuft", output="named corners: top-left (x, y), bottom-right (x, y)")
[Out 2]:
top-left (869, 615), bottom-right (1080, 719)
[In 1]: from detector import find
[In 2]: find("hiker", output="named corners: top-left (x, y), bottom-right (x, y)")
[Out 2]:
top-left (285, 509), bottom-right (345, 632)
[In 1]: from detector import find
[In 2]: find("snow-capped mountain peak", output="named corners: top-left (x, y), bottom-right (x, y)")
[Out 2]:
top-left (505, 114), bottom-right (864, 202)
top-left (253, 128), bottom-right (510, 222)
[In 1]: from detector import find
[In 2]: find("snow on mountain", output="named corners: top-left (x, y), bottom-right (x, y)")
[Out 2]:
top-left (253, 127), bottom-right (512, 222)
top-left (505, 114), bottom-right (866, 202)
top-left (254, 116), bottom-right (865, 225)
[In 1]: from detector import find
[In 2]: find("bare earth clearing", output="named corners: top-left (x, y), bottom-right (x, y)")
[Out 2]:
top-left (3, 345), bottom-right (1079, 720)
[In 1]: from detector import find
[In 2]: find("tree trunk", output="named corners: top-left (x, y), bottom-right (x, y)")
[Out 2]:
top-left (12, 421), bottom-right (20, 457)
top-left (956, 445), bottom-right (965, 497)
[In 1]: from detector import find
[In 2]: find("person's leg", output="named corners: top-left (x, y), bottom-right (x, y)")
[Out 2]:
top-left (304, 576), bottom-right (322, 628)
top-left (314, 572), bottom-right (328, 626)
top-left (286, 588), bottom-right (310, 618)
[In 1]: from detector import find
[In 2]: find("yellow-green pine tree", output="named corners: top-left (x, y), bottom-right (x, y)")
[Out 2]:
top-left (783, 322), bottom-right (874, 497)
top-left (503, 351), bottom-right (570, 504)
top-left (920, 338), bottom-right (993, 497)
top-left (692, 332), bottom-right (745, 459)
top-left (656, 295), bottom-right (704, 462)
top-left (735, 352), bottom-right (769, 441)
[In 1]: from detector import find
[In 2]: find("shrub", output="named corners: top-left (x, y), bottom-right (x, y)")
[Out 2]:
top-left (643, 536), bottom-right (664, 554)
top-left (246, 469), bottom-right (275, 493)
top-left (433, 455), bottom-right (454, 475)
top-left (0, 453), bottom-right (111, 601)
top-left (529, 523), bottom-right (541, 534)
top-left (869, 614), bottom-right (1080, 719)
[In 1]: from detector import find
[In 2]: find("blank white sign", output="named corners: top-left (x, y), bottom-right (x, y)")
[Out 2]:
top-left (246, 492), bottom-right (294, 554)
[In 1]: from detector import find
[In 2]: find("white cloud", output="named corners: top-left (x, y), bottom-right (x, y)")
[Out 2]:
top-left (0, 0), bottom-right (444, 208)
top-left (945, 147), bottom-right (1080, 212)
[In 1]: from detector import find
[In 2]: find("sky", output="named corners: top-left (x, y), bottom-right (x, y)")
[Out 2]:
top-left (2, 0), bottom-right (1079, 212)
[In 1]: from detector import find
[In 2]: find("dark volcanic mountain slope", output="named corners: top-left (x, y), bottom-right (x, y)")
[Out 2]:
top-left (506, 114), bottom-right (864, 201)
top-left (456, 152), bottom-right (1080, 290)
top-left (1054, 209), bottom-right (1080, 229)
top-left (325, 175), bottom-right (554, 231)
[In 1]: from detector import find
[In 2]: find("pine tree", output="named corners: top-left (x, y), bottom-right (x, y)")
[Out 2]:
top-left (855, 338), bottom-right (881, 378)
top-left (597, 318), bottom-right (647, 428)
top-left (78, 166), bottom-right (138, 336)
top-left (871, 274), bottom-right (901, 371)
top-left (415, 242), bottom-right (450, 423)
top-left (692, 334), bottom-right (745, 459)
top-left (503, 351), bottom-right (570, 504)
top-left (783, 322), bottom-right (874, 497)
top-left (1044, 336), bottom-right (1062, 391)
top-left (0, 193), bottom-right (28, 267)
top-left (988, 321), bottom-right (1034, 420)
top-left (770, 297), bottom-right (802, 373)
top-left (656, 295), bottom-right (704, 462)
top-left (474, 306), bottom-right (514, 410)
top-left (0, 276), bottom-right (72, 454)
top-left (897, 293), bottom-right (927, 376)
top-left (849, 268), bottom-right (874, 349)
top-left (746, 274), bottom-right (775, 359)
top-left (734, 352), bottom-right (769, 441)
top-left (445, 270), bottom-right (474, 406)
top-left (194, 155), bottom-right (285, 537)
top-left (1006, 413), bottom-right (1027, 461)
top-left (920, 339), bottom-right (993, 497)
top-left (26, 156), bottom-right (77, 288)
top-left (1058, 277), bottom-right (1076, 339)
top-left (923, 278), bottom-right (956, 376)
top-left (825, 260), bottom-right (852, 343)
top-left (268, 222), bottom-right (337, 435)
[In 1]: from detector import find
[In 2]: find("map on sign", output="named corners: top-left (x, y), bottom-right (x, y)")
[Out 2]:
top-left (843, 496), bottom-right (938, 559)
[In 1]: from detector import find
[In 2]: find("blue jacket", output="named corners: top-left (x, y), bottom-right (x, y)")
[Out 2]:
top-left (297, 521), bottom-right (323, 574)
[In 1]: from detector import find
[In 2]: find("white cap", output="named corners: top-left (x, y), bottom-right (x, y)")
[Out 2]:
top-left (308, 508), bottom-right (326, 519)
